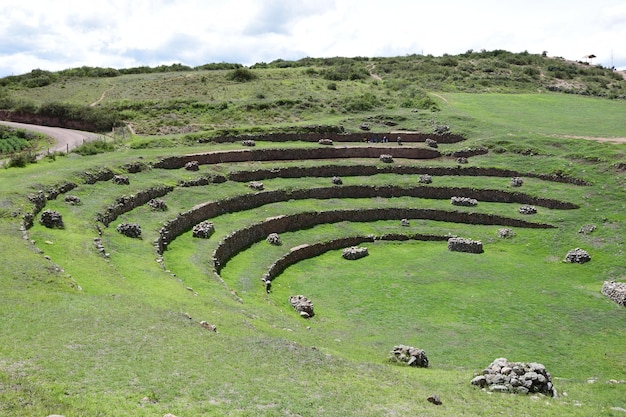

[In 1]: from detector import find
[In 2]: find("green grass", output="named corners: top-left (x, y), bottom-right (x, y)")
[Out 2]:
top-left (1, 61), bottom-right (626, 416)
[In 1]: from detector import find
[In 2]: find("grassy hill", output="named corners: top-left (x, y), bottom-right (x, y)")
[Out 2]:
top-left (0, 51), bottom-right (625, 416)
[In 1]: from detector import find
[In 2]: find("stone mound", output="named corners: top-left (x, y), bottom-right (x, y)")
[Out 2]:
top-left (400, 218), bottom-right (410, 227)
top-left (342, 246), bottom-right (369, 260)
top-left (510, 177), bottom-right (524, 187)
top-left (249, 181), bottom-right (264, 191)
top-left (241, 139), bottom-right (256, 147)
top-left (389, 345), bottom-right (429, 367)
top-left (448, 237), bottom-right (483, 254)
top-left (112, 175), bottom-right (130, 185)
top-left (379, 154), bottom-right (394, 163)
top-left (497, 228), bottom-right (515, 238)
top-left (40, 209), bottom-right (64, 229)
top-left (564, 248), bottom-right (591, 264)
top-left (148, 198), bottom-right (168, 211)
top-left (518, 205), bottom-right (537, 215)
top-left (578, 224), bottom-right (596, 234)
top-left (64, 195), bottom-right (81, 205)
top-left (116, 223), bottom-right (142, 238)
top-left (192, 221), bottom-right (215, 239)
top-left (289, 295), bottom-right (314, 318)
top-left (451, 196), bottom-right (478, 207)
top-left (184, 161), bottom-right (199, 171)
top-left (601, 281), bottom-right (626, 306)
top-left (425, 138), bottom-right (438, 148)
top-left (266, 233), bottom-right (282, 245)
top-left (418, 174), bottom-right (432, 184)
top-left (471, 358), bottom-right (556, 396)
top-left (331, 176), bottom-right (343, 185)
top-left (318, 138), bottom-right (333, 145)
top-left (456, 156), bottom-right (468, 164)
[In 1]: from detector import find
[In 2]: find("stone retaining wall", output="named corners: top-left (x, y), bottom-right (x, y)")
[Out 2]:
top-left (195, 131), bottom-right (467, 145)
top-left (155, 185), bottom-right (567, 253)
top-left (153, 147), bottom-right (442, 169)
top-left (210, 208), bottom-right (554, 274)
top-left (97, 186), bottom-right (174, 226)
top-left (227, 164), bottom-right (590, 186)
top-left (263, 233), bottom-right (449, 283)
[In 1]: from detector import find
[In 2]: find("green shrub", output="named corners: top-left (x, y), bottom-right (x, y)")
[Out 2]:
top-left (227, 68), bottom-right (258, 82)
top-left (72, 139), bottom-right (115, 155)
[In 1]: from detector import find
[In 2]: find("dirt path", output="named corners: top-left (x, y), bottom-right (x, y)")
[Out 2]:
top-left (90, 80), bottom-right (114, 107)
top-left (0, 121), bottom-right (101, 157)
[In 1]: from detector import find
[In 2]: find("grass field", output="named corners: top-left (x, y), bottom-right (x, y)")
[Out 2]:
top-left (1, 61), bottom-right (626, 416)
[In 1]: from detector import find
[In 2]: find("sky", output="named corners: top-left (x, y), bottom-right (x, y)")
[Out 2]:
top-left (1, 0), bottom-right (625, 77)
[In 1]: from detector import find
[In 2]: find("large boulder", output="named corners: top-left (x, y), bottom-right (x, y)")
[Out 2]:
top-left (342, 246), bottom-right (369, 260)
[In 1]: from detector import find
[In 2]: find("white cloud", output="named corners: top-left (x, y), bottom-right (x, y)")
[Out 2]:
top-left (0, 0), bottom-right (625, 76)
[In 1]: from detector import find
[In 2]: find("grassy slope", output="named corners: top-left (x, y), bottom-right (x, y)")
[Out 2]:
top-left (1, 69), bottom-right (626, 416)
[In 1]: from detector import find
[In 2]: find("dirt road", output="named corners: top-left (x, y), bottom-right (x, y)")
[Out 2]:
top-left (0, 121), bottom-right (101, 155)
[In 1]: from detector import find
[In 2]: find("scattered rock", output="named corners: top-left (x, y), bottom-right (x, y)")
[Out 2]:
top-left (601, 281), bottom-right (626, 306)
top-left (389, 345), bottom-right (429, 367)
top-left (342, 246), bottom-right (369, 260)
top-left (199, 321), bottom-right (217, 331)
top-left (448, 237), bottom-right (483, 254)
top-left (40, 209), bottom-right (64, 229)
top-left (192, 221), bottom-right (215, 239)
top-left (266, 233), bottom-right (282, 246)
top-left (289, 295), bottom-right (314, 318)
top-left (564, 248), bottom-right (591, 264)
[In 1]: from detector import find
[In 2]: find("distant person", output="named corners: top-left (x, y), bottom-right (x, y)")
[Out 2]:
top-left (397, 136), bottom-right (402, 145)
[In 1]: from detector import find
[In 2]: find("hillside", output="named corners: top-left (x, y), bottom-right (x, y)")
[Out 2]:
top-left (0, 51), bottom-right (625, 416)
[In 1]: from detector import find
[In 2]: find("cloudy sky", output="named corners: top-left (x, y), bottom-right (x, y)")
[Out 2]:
top-left (1, 0), bottom-right (625, 77)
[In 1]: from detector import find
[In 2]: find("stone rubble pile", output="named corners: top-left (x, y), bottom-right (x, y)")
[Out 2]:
top-left (116, 223), bottom-right (142, 238)
top-left (249, 181), bottom-right (264, 191)
top-left (266, 233), bottom-right (282, 245)
top-left (425, 138), bottom-right (438, 148)
top-left (192, 221), bottom-right (215, 239)
top-left (601, 281), bottom-right (626, 306)
top-left (578, 224), bottom-right (597, 234)
top-left (518, 205), bottom-right (537, 215)
top-left (456, 156), bottom-right (468, 164)
top-left (40, 209), bottom-right (64, 229)
top-left (112, 175), bottom-right (130, 185)
top-left (184, 161), bottom-right (199, 171)
top-left (379, 154), bottom-right (394, 163)
top-left (318, 138), bottom-right (333, 145)
top-left (418, 174), bottom-right (433, 184)
top-left (93, 237), bottom-right (109, 258)
top-left (447, 237), bottom-right (483, 254)
top-left (470, 358), bottom-right (557, 396)
top-left (450, 196), bottom-right (478, 207)
top-left (64, 195), bottom-right (81, 205)
top-left (331, 176), bottom-right (343, 185)
top-left (241, 139), bottom-right (256, 146)
top-left (148, 198), bottom-right (168, 211)
top-left (400, 218), bottom-right (410, 227)
top-left (564, 248), bottom-right (591, 264)
top-left (497, 228), bottom-right (515, 238)
top-left (342, 246), bottom-right (369, 260)
top-left (510, 177), bottom-right (524, 187)
top-left (389, 345), bottom-right (429, 367)
top-left (289, 295), bottom-right (314, 318)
